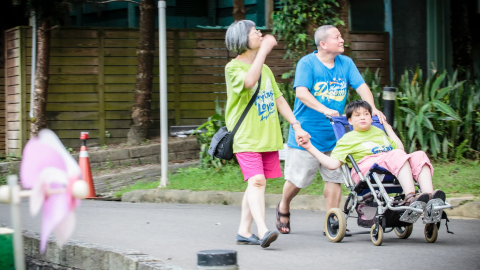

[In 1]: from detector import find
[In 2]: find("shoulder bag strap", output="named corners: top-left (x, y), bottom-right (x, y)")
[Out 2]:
top-left (231, 75), bottom-right (262, 135)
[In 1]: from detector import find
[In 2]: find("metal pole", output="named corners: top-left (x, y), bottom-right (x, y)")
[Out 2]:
top-left (383, 87), bottom-right (396, 125)
top-left (158, 0), bottom-right (168, 187)
top-left (8, 175), bottom-right (25, 270)
top-left (383, 0), bottom-right (393, 85)
top-left (30, 12), bottom-right (37, 118)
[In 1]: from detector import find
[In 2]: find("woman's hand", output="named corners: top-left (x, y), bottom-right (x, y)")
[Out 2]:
top-left (259, 34), bottom-right (277, 55)
top-left (294, 126), bottom-right (311, 146)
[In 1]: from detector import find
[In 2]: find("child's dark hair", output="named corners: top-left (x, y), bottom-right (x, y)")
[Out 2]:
top-left (345, 100), bottom-right (372, 119)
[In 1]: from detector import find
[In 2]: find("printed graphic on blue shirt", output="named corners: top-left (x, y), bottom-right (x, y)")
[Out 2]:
top-left (313, 77), bottom-right (348, 102)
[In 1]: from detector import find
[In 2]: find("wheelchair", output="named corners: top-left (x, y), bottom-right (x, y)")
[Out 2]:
top-left (324, 116), bottom-right (454, 246)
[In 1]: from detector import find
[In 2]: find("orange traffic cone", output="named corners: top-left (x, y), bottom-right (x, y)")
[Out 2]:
top-left (78, 132), bottom-right (97, 199)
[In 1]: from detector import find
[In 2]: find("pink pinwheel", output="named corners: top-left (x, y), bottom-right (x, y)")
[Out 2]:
top-left (20, 129), bottom-right (86, 253)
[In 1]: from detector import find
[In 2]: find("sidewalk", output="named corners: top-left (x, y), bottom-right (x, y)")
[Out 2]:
top-left (122, 189), bottom-right (480, 219)
top-left (1, 200), bottom-right (479, 270)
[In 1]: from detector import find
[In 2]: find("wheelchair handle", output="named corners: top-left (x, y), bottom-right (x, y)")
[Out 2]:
top-left (325, 114), bottom-right (334, 124)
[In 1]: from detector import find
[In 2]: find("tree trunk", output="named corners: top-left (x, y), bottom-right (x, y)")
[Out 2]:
top-left (233, 0), bottom-right (245, 21)
top-left (30, 20), bottom-right (51, 137)
top-left (337, 0), bottom-right (351, 56)
top-left (127, 0), bottom-right (155, 145)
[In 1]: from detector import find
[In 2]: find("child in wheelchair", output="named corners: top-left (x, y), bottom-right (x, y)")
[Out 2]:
top-left (299, 100), bottom-right (453, 245)
top-left (299, 100), bottom-right (445, 206)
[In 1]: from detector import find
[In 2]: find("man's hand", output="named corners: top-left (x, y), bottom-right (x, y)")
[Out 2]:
top-left (372, 108), bottom-right (387, 124)
top-left (293, 126), bottom-right (311, 146)
top-left (323, 108), bottom-right (339, 117)
top-left (259, 34), bottom-right (277, 55)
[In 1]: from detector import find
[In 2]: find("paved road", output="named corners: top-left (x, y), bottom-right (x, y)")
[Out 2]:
top-left (1, 200), bottom-right (479, 270)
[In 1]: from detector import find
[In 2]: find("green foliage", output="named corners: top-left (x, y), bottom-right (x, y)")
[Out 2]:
top-left (193, 98), bottom-right (236, 169)
top-left (114, 161), bottom-right (480, 197)
top-left (394, 67), bottom-right (480, 160)
top-left (26, 0), bottom-right (71, 25)
top-left (0, 153), bottom-right (22, 162)
top-left (347, 67), bottom-right (383, 110)
top-left (354, 66), bottom-right (479, 161)
top-left (25, 0), bottom-right (103, 25)
top-left (272, 0), bottom-right (342, 79)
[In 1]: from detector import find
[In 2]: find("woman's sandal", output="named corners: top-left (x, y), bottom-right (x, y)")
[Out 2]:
top-left (276, 202), bottom-right (291, 234)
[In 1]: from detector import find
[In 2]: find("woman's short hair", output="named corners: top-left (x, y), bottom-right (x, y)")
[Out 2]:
top-left (225, 20), bottom-right (256, 55)
top-left (345, 100), bottom-right (373, 119)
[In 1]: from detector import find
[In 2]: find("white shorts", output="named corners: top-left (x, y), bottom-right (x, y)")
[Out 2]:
top-left (284, 146), bottom-right (344, 188)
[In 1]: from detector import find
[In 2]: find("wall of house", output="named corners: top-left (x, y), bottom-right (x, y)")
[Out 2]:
top-left (70, 0), bottom-right (267, 29)
top-left (392, 0), bottom-right (428, 84)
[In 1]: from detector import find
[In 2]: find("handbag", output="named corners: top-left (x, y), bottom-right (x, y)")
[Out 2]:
top-left (208, 75), bottom-right (262, 160)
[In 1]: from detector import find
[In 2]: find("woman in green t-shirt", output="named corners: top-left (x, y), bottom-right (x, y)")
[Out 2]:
top-left (224, 20), bottom-right (310, 248)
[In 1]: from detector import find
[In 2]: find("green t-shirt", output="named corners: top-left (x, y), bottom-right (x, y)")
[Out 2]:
top-left (330, 126), bottom-right (398, 167)
top-left (224, 59), bottom-right (284, 153)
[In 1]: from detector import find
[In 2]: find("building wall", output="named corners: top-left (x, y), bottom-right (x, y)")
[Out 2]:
top-left (392, 0), bottom-right (428, 84)
top-left (70, 0), bottom-right (267, 29)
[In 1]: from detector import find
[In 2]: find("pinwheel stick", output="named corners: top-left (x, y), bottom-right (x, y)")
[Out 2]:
top-left (8, 175), bottom-right (26, 270)
top-left (0, 176), bottom-right (88, 270)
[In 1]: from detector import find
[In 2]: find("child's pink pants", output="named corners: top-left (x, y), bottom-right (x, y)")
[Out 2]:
top-left (351, 149), bottom-right (434, 184)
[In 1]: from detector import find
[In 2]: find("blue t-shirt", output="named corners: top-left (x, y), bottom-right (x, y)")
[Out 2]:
top-left (287, 52), bottom-right (365, 152)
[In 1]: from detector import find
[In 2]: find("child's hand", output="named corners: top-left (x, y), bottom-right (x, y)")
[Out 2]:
top-left (299, 138), bottom-right (312, 150)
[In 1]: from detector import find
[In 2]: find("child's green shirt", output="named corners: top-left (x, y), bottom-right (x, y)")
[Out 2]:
top-left (330, 126), bottom-right (398, 167)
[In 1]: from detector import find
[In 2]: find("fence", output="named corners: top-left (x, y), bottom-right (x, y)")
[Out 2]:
top-left (4, 26), bottom-right (388, 155)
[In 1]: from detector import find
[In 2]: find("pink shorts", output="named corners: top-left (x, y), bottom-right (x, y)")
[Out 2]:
top-left (235, 151), bottom-right (283, 181)
top-left (351, 149), bottom-right (434, 184)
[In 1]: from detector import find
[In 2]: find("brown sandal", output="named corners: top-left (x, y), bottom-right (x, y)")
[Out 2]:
top-left (276, 202), bottom-right (291, 234)
top-left (399, 192), bottom-right (430, 206)
top-left (399, 193), bottom-right (416, 206)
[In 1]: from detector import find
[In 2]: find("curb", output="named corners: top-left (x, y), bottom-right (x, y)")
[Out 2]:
top-left (122, 189), bottom-right (480, 219)
top-left (0, 224), bottom-right (185, 270)
top-left (122, 189), bottom-right (348, 211)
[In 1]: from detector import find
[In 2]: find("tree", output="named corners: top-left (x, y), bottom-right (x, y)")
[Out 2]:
top-left (127, 0), bottom-right (156, 145)
top-left (336, 0), bottom-right (351, 56)
top-left (272, 0), bottom-right (343, 74)
top-left (233, 0), bottom-right (245, 21)
top-left (27, 0), bottom-right (71, 137)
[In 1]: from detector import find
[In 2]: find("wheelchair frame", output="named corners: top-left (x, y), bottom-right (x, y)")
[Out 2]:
top-left (324, 116), bottom-right (454, 245)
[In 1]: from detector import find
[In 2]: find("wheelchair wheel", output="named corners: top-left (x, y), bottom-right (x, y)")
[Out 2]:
top-left (324, 208), bottom-right (346, 243)
top-left (370, 224), bottom-right (384, 246)
top-left (424, 223), bottom-right (438, 243)
top-left (394, 225), bottom-right (414, 239)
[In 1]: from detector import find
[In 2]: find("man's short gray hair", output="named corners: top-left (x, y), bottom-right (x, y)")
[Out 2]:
top-left (225, 20), bottom-right (256, 55)
top-left (314, 25), bottom-right (336, 47)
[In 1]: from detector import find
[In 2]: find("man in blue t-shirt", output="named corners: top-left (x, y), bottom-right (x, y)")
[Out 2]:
top-left (275, 25), bottom-right (386, 234)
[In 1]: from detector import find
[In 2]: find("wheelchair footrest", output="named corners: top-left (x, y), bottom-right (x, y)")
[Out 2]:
top-left (423, 198), bottom-right (445, 224)
top-left (399, 201), bottom-right (426, 223)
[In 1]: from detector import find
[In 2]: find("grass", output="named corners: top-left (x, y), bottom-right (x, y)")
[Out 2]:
top-left (114, 160), bottom-right (480, 198)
